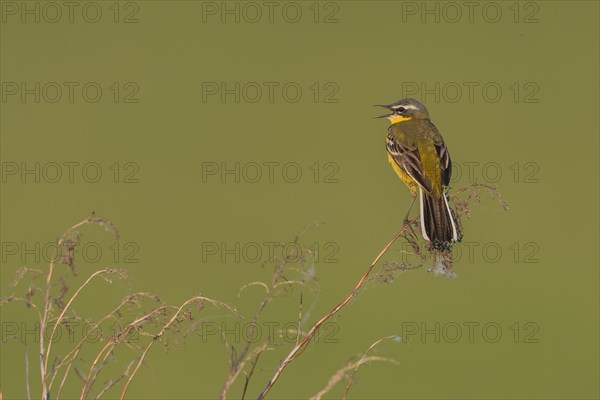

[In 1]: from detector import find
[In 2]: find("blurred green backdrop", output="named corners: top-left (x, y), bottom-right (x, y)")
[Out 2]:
top-left (1, 1), bottom-right (598, 399)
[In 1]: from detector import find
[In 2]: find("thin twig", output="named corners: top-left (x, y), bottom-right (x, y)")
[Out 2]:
top-left (79, 341), bottom-right (115, 400)
top-left (1, 297), bottom-right (43, 324)
top-left (310, 356), bottom-right (397, 400)
top-left (343, 335), bottom-right (399, 399)
top-left (40, 218), bottom-right (96, 399)
top-left (295, 292), bottom-right (303, 346)
top-left (241, 350), bottom-right (265, 400)
top-left (450, 182), bottom-right (498, 198)
top-left (120, 296), bottom-right (237, 400)
top-left (220, 294), bottom-right (272, 399)
top-left (25, 345), bottom-right (31, 400)
top-left (80, 303), bottom-right (178, 399)
top-left (222, 222), bottom-right (321, 399)
top-left (44, 269), bottom-right (124, 376)
top-left (256, 225), bottom-right (408, 399)
top-left (50, 293), bottom-right (160, 396)
top-left (94, 358), bottom-right (138, 399)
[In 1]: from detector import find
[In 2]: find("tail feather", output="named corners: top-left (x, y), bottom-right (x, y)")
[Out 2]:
top-left (419, 188), bottom-right (458, 245)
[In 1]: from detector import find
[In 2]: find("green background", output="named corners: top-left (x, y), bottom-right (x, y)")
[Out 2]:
top-left (1, 1), bottom-right (598, 399)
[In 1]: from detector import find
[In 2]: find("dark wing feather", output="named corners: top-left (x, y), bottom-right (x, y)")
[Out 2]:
top-left (386, 133), bottom-right (433, 193)
top-left (436, 138), bottom-right (452, 186)
top-left (424, 120), bottom-right (452, 187)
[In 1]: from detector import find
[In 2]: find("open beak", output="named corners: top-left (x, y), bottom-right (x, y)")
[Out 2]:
top-left (374, 104), bottom-right (392, 119)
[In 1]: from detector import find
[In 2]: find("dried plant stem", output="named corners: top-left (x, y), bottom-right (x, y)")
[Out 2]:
top-left (78, 303), bottom-right (181, 400)
top-left (310, 356), bottom-right (396, 400)
top-left (44, 269), bottom-right (119, 375)
top-left (119, 296), bottom-right (237, 400)
top-left (49, 293), bottom-right (158, 395)
top-left (3, 297), bottom-right (43, 323)
top-left (220, 293), bottom-right (272, 399)
top-left (40, 218), bottom-right (90, 400)
top-left (79, 340), bottom-right (117, 400)
top-left (450, 182), bottom-right (498, 198)
top-left (95, 358), bottom-right (138, 399)
top-left (256, 225), bottom-right (408, 399)
top-left (241, 349), bottom-right (265, 400)
top-left (25, 345), bottom-right (31, 400)
top-left (343, 335), bottom-right (399, 399)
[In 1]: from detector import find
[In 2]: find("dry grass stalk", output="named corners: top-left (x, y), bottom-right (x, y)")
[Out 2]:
top-left (256, 226), bottom-right (408, 399)
top-left (2, 215), bottom-right (236, 400)
top-left (0, 183), bottom-right (505, 399)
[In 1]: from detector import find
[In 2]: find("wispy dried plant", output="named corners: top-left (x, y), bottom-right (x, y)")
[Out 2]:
top-left (219, 221), bottom-right (322, 399)
top-left (256, 183), bottom-right (508, 398)
top-left (310, 335), bottom-right (401, 400)
top-left (1, 182), bottom-right (506, 400)
top-left (1, 215), bottom-right (237, 400)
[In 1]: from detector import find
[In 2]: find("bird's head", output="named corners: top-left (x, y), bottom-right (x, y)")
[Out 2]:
top-left (375, 98), bottom-right (429, 124)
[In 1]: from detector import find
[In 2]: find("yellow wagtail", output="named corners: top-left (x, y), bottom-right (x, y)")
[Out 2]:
top-left (376, 98), bottom-right (459, 248)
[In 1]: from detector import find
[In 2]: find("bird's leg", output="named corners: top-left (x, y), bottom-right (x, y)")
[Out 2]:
top-left (403, 190), bottom-right (417, 226)
top-left (402, 190), bottom-right (420, 249)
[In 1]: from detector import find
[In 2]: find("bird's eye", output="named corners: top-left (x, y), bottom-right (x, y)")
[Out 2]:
top-left (397, 107), bottom-right (405, 112)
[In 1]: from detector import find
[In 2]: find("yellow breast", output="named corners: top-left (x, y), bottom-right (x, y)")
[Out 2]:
top-left (387, 153), bottom-right (417, 195)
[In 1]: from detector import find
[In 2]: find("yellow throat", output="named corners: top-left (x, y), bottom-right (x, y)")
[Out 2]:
top-left (387, 115), bottom-right (412, 124)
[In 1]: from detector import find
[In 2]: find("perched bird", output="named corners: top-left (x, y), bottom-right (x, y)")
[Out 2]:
top-left (376, 98), bottom-right (459, 248)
